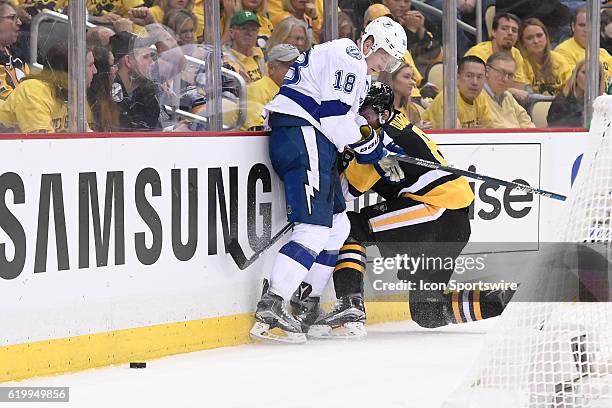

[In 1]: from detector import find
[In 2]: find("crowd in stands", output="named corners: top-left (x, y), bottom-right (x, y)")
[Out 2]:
top-left (0, 0), bottom-right (612, 133)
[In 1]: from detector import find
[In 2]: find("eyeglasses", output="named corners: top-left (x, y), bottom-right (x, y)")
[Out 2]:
top-left (0, 14), bottom-right (19, 23)
top-left (487, 65), bottom-right (515, 80)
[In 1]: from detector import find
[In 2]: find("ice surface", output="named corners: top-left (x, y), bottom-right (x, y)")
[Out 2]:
top-left (5, 319), bottom-right (497, 408)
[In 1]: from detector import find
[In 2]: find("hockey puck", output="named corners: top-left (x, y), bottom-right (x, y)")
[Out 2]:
top-left (129, 362), bottom-right (146, 369)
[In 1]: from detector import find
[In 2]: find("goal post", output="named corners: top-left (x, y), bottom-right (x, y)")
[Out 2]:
top-left (443, 95), bottom-right (612, 408)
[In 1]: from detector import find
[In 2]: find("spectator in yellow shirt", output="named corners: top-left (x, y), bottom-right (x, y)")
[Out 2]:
top-left (483, 53), bottom-right (535, 128)
top-left (518, 18), bottom-right (572, 96)
top-left (0, 43), bottom-right (97, 133)
top-left (223, 11), bottom-right (266, 83)
top-left (270, 0), bottom-right (322, 45)
top-left (218, 0), bottom-right (274, 49)
top-left (465, 12), bottom-right (529, 89)
top-left (266, 16), bottom-right (311, 52)
top-left (241, 43), bottom-right (300, 131)
top-left (554, 6), bottom-right (612, 81)
top-left (267, 0), bottom-right (322, 39)
top-left (241, 0), bottom-right (274, 49)
top-left (421, 55), bottom-right (495, 129)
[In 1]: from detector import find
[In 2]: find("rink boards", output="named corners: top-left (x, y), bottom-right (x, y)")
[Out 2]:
top-left (0, 129), bottom-right (588, 381)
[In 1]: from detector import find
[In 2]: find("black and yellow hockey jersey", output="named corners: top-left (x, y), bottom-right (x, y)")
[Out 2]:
top-left (343, 111), bottom-right (475, 210)
top-left (0, 47), bottom-right (29, 101)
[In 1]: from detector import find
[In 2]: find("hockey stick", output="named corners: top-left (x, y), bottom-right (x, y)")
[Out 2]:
top-left (226, 222), bottom-right (294, 270)
top-left (394, 156), bottom-right (567, 201)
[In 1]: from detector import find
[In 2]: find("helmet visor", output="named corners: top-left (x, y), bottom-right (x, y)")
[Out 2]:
top-left (377, 48), bottom-right (402, 73)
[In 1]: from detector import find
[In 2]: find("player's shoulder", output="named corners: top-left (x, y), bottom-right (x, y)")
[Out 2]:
top-left (321, 38), bottom-right (367, 66)
top-left (385, 111), bottom-right (412, 134)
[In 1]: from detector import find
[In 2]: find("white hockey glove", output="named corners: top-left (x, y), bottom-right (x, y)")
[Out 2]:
top-left (348, 125), bottom-right (384, 164)
top-left (375, 156), bottom-right (405, 183)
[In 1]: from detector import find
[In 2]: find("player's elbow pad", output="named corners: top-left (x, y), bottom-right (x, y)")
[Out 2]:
top-left (348, 125), bottom-right (384, 164)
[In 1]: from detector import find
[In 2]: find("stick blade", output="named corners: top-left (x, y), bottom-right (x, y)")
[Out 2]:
top-left (227, 238), bottom-right (248, 270)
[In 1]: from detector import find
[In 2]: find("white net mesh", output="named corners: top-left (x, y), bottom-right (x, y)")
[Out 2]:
top-left (444, 95), bottom-right (612, 408)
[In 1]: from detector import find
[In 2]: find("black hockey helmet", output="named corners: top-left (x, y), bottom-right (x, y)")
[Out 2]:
top-left (360, 81), bottom-right (394, 116)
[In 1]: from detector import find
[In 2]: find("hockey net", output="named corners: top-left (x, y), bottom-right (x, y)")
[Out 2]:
top-left (444, 95), bottom-right (612, 408)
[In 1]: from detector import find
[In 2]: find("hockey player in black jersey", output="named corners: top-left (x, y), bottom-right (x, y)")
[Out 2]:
top-left (291, 82), bottom-right (514, 338)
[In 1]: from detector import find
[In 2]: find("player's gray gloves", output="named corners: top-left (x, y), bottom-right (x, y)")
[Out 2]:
top-left (376, 156), bottom-right (404, 183)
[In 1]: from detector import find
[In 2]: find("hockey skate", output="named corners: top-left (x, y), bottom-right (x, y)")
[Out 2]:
top-left (290, 283), bottom-right (323, 332)
top-left (250, 290), bottom-right (307, 344)
top-left (308, 294), bottom-right (367, 339)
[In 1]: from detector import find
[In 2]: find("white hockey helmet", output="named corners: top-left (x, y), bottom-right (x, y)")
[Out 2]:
top-left (360, 16), bottom-right (407, 73)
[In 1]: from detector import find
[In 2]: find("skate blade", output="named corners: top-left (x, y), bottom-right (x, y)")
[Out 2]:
top-left (250, 322), bottom-right (306, 344)
top-left (308, 322), bottom-right (367, 339)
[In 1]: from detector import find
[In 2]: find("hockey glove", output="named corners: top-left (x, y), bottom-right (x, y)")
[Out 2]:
top-left (375, 156), bottom-right (405, 183)
top-left (348, 125), bottom-right (384, 164)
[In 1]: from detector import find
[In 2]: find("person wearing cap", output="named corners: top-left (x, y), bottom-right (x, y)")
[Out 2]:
top-left (109, 31), bottom-right (162, 131)
top-left (363, 3), bottom-right (392, 28)
top-left (223, 10), bottom-right (266, 84)
top-left (108, 24), bottom-right (184, 131)
top-left (241, 43), bottom-right (300, 131)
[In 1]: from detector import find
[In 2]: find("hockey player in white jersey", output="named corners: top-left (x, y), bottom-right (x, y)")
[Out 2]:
top-left (250, 16), bottom-right (408, 343)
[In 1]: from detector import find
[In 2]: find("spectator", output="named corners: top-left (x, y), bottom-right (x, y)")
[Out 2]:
top-left (164, 8), bottom-right (197, 45)
top-left (483, 53), bottom-right (535, 128)
top-left (0, 43), bottom-right (97, 133)
top-left (87, 0), bottom-right (143, 25)
top-left (495, 0), bottom-right (570, 45)
top-left (363, 3), bottom-right (391, 28)
top-left (338, 11), bottom-right (355, 41)
top-left (378, 62), bottom-right (424, 126)
top-left (87, 26), bottom-right (116, 49)
top-left (88, 46), bottom-right (119, 132)
top-left (109, 30), bottom-right (166, 131)
top-left (220, 0), bottom-right (242, 46)
top-left (267, 0), bottom-right (323, 39)
top-left (148, 0), bottom-right (195, 22)
top-left (271, 0), bottom-right (322, 45)
top-left (266, 16), bottom-right (311, 53)
top-left (421, 55), bottom-right (495, 129)
top-left (383, 0), bottom-right (441, 67)
top-left (241, 0), bottom-right (274, 49)
top-left (241, 43), bottom-right (300, 130)
top-left (547, 59), bottom-right (605, 128)
top-left (555, 7), bottom-right (612, 82)
top-left (518, 18), bottom-right (572, 96)
top-left (0, 2), bottom-right (28, 101)
top-left (465, 12), bottom-right (529, 87)
top-left (223, 11), bottom-right (266, 83)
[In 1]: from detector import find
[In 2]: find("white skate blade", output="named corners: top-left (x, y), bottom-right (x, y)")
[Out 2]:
top-left (250, 322), bottom-right (307, 344)
top-left (308, 322), bottom-right (367, 339)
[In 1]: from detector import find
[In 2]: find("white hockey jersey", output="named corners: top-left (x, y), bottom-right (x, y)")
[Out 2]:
top-left (265, 38), bottom-right (370, 151)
